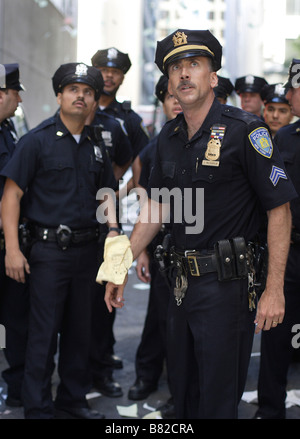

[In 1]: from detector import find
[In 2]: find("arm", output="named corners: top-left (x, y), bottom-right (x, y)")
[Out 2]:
top-left (254, 202), bottom-right (292, 333)
top-left (1, 178), bottom-right (30, 283)
top-left (104, 197), bottom-right (167, 312)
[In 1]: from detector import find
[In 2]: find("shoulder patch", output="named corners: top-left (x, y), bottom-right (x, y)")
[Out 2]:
top-left (248, 127), bottom-right (273, 158)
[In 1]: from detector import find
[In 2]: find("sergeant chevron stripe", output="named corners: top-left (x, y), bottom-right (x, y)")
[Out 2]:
top-left (269, 165), bottom-right (288, 186)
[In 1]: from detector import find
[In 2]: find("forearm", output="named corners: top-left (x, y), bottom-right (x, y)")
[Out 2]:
top-left (265, 202), bottom-right (292, 291)
top-left (1, 179), bottom-right (22, 252)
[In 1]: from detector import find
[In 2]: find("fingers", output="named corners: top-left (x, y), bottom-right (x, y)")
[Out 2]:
top-left (254, 314), bottom-right (284, 334)
top-left (104, 282), bottom-right (125, 313)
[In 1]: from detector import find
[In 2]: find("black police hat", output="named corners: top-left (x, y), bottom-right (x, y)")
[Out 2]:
top-left (91, 47), bottom-right (132, 74)
top-left (155, 75), bottom-right (169, 103)
top-left (155, 29), bottom-right (222, 76)
top-left (260, 83), bottom-right (289, 105)
top-left (235, 75), bottom-right (268, 94)
top-left (284, 58), bottom-right (300, 89)
top-left (52, 62), bottom-right (104, 101)
top-left (214, 76), bottom-right (234, 100)
top-left (0, 63), bottom-right (25, 91)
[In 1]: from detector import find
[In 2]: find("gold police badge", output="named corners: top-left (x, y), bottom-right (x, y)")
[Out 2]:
top-left (172, 31), bottom-right (188, 47)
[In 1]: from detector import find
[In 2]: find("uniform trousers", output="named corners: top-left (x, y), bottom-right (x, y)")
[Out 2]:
top-left (166, 272), bottom-right (255, 419)
top-left (0, 247), bottom-right (29, 400)
top-left (21, 240), bottom-right (98, 419)
top-left (256, 244), bottom-right (300, 419)
top-left (134, 259), bottom-right (170, 385)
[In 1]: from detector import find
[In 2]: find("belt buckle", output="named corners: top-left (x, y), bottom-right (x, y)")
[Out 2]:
top-left (185, 250), bottom-right (200, 277)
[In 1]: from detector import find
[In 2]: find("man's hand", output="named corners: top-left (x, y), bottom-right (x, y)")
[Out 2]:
top-left (254, 285), bottom-right (285, 334)
top-left (104, 275), bottom-right (128, 313)
top-left (5, 248), bottom-right (30, 283)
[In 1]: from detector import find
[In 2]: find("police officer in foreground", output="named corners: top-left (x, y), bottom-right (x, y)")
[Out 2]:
top-left (214, 75), bottom-right (234, 104)
top-left (101, 29), bottom-right (296, 419)
top-left (235, 75), bottom-right (268, 118)
top-left (0, 62), bottom-right (118, 419)
top-left (260, 83), bottom-right (293, 138)
top-left (254, 59), bottom-right (300, 419)
top-left (0, 64), bottom-right (28, 408)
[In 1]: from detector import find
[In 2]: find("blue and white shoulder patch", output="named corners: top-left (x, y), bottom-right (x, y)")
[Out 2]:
top-left (248, 127), bottom-right (273, 158)
top-left (269, 165), bottom-right (288, 186)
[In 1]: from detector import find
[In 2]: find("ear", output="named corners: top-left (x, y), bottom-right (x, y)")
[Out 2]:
top-left (210, 72), bottom-right (218, 89)
top-left (56, 93), bottom-right (62, 106)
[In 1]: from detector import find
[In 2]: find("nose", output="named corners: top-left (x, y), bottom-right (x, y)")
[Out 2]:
top-left (180, 66), bottom-right (190, 79)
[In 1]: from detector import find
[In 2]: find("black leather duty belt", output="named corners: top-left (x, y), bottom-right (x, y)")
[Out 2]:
top-left (173, 250), bottom-right (218, 277)
top-left (33, 224), bottom-right (99, 249)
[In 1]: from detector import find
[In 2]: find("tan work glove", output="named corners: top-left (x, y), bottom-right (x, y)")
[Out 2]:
top-left (96, 235), bottom-right (133, 285)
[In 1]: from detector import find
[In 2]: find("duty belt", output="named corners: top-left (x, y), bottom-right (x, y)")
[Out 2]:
top-left (173, 249), bottom-right (218, 277)
top-left (32, 224), bottom-right (99, 250)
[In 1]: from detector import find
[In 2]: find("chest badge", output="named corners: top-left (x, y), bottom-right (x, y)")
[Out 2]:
top-left (202, 124), bottom-right (226, 167)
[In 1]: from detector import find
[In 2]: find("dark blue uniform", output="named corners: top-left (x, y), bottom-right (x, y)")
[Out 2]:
top-left (101, 99), bottom-right (149, 160)
top-left (147, 98), bottom-right (297, 418)
top-left (0, 119), bottom-right (29, 406)
top-left (1, 113), bottom-right (116, 418)
top-left (256, 119), bottom-right (300, 419)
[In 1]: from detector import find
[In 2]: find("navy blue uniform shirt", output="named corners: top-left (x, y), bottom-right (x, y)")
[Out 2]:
top-left (0, 119), bottom-right (18, 198)
top-left (92, 109), bottom-right (133, 166)
top-left (275, 119), bottom-right (300, 231)
top-left (148, 98), bottom-right (297, 250)
top-left (1, 114), bottom-right (116, 228)
top-left (138, 135), bottom-right (158, 189)
top-left (102, 99), bottom-right (149, 159)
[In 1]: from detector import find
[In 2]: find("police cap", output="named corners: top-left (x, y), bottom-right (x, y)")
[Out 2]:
top-left (91, 47), bottom-right (132, 74)
top-left (260, 83), bottom-right (289, 105)
top-left (155, 75), bottom-right (169, 103)
top-left (0, 63), bottom-right (25, 91)
top-left (235, 75), bottom-right (268, 94)
top-left (155, 29), bottom-right (222, 76)
top-left (284, 58), bottom-right (300, 89)
top-left (52, 62), bottom-right (104, 101)
top-left (214, 76), bottom-right (234, 100)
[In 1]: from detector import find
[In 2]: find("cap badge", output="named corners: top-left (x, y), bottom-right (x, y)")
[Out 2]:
top-left (245, 75), bottom-right (255, 85)
top-left (274, 83), bottom-right (285, 96)
top-left (107, 48), bottom-right (118, 60)
top-left (75, 63), bottom-right (88, 77)
top-left (172, 31), bottom-right (188, 47)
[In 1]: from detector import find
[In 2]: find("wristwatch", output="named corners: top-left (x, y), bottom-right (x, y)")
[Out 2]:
top-left (108, 227), bottom-right (124, 235)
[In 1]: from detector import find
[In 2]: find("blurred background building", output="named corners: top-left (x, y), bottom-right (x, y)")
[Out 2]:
top-left (0, 0), bottom-right (299, 131)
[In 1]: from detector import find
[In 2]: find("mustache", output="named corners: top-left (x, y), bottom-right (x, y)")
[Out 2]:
top-left (177, 80), bottom-right (195, 90)
top-left (72, 98), bottom-right (87, 107)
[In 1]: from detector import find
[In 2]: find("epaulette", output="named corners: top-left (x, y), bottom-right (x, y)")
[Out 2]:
top-left (31, 116), bottom-right (56, 133)
top-left (121, 100), bottom-right (131, 111)
top-left (222, 105), bottom-right (261, 126)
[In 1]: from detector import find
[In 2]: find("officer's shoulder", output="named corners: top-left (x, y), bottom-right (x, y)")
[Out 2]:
top-left (221, 105), bottom-right (262, 126)
top-left (277, 119), bottom-right (300, 138)
top-left (31, 116), bottom-right (56, 134)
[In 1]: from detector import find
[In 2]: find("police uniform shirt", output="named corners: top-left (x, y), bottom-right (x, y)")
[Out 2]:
top-left (148, 98), bottom-right (297, 250)
top-left (0, 119), bottom-right (17, 198)
top-left (0, 113), bottom-right (116, 228)
top-left (102, 99), bottom-right (149, 159)
top-left (138, 135), bottom-right (158, 189)
top-left (275, 119), bottom-right (300, 231)
top-left (92, 108), bottom-right (133, 166)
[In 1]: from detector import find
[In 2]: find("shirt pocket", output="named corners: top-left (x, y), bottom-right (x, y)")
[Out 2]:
top-left (42, 158), bottom-right (75, 189)
top-left (161, 161), bottom-right (176, 179)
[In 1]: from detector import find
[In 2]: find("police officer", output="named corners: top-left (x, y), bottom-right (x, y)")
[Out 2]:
top-left (260, 83), bottom-right (293, 138)
top-left (103, 29), bottom-right (296, 419)
top-left (235, 75), bottom-right (268, 117)
top-left (254, 59), bottom-right (300, 419)
top-left (0, 63), bottom-right (28, 408)
top-left (0, 62), bottom-right (118, 419)
top-left (214, 75), bottom-right (234, 104)
top-left (128, 76), bottom-right (181, 409)
top-left (91, 47), bottom-right (149, 186)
